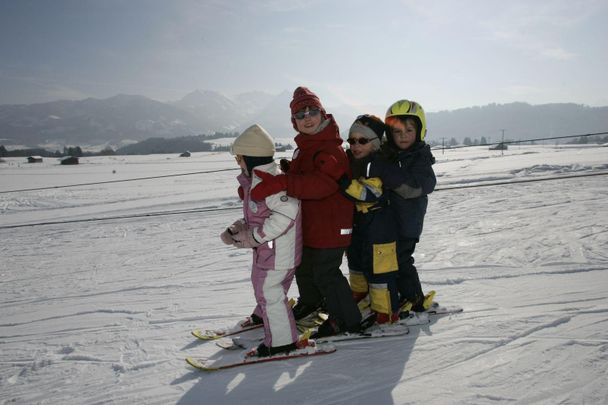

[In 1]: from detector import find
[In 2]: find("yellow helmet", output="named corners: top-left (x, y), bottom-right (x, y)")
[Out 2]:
top-left (385, 99), bottom-right (427, 141)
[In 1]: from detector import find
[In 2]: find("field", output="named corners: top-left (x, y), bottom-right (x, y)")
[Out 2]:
top-left (1, 145), bottom-right (607, 404)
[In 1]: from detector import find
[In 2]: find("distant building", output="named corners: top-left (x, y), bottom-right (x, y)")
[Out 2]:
top-left (179, 151), bottom-right (191, 157)
top-left (60, 156), bottom-right (79, 165)
top-left (27, 156), bottom-right (43, 163)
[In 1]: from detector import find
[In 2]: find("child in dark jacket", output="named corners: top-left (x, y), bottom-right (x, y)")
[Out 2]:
top-left (369, 100), bottom-right (437, 311)
top-left (251, 87), bottom-right (361, 337)
top-left (340, 114), bottom-right (401, 324)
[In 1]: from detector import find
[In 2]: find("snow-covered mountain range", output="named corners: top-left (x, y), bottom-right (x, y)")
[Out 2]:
top-left (1, 91), bottom-right (607, 149)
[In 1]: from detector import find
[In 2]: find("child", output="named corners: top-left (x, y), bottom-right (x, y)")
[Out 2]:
top-left (220, 124), bottom-right (302, 356)
top-left (371, 100), bottom-right (437, 311)
top-left (340, 114), bottom-right (401, 324)
top-left (251, 86), bottom-right (361, 338)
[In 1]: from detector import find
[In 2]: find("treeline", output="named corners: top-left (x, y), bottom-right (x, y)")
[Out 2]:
top-left (567, 135), bottom-right (608, 144)
top-left (0, 131), bottom-right (295, 157)
top-left (426, 134), bottom-right (608, 147)
top-left (0, 145), bottom-right (108, 158)
top-left (4, 133), bottom-right (601, 159)
top-left (115, 136), bottom-right (214, 155)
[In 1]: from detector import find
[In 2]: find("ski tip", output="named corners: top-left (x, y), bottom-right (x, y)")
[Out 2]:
top-left (191, 330), bottom-right (217, 340)
top-left (186, 357), bottom-right (217, 371)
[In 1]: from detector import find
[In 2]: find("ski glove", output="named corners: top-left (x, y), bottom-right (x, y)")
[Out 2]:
top-left (232, 228), bottom-right (262, 249)
top-left (279, 159), bottom-right (291, 173)
top-left (250, 170), bottom-right (288, 201)
top-left (220, 219), bottom-right (248, 245)
top-left (229, 219), bottom-right (247, 234)
top-left (220, 228), bottom-right (235, 245)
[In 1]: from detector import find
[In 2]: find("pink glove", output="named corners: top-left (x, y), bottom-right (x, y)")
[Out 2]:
top-left (229, 219), bottom-right (247, 234)
top-left (220, 228), bottom-right (235, 245)
top-left (232, 228), bottom-right (262, 249)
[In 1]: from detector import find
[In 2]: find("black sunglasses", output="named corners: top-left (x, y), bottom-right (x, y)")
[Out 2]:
top-left (347, 137), bottom-right (376, 145)
top-left (293, 108), bottom-right (321, 120)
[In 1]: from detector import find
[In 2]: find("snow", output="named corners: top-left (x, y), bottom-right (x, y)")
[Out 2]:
top-left (1, 145), bottom-right (607, 404)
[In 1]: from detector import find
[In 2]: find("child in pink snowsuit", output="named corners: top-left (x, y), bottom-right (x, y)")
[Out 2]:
top-left (220, 124), bottom-right (302, 357)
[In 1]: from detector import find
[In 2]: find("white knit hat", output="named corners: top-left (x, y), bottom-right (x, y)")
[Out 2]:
top-left (231, 124), bottom-right (276, 157)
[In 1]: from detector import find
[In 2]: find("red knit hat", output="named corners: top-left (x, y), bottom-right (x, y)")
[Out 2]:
top-left (289, 86), bottom-right (326, 130)
top-left (290, 86), bottom-right (324, 115)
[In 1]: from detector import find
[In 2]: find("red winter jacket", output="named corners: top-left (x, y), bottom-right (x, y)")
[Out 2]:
top-left (285, 115), bottom-right (354, 248)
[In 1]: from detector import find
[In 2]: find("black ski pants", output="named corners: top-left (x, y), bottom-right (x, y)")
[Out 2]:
top-left (396, 238), bottom-right (424, 302)
top-left (295, 246), bottom-right (362, 330)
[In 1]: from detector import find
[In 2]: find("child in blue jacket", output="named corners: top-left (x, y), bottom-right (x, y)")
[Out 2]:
top-left (370, 100), bottom-right (436, 311)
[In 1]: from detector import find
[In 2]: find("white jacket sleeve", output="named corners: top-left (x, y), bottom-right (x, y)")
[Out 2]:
top-left (252, 191), bottom-right (299, 243)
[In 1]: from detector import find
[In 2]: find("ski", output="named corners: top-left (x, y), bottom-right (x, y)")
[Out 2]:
top-left (186, 340), bottom-right (336, 371)
top-left (398, 290), bottom-right (463, 320)
top-left (314, 322), bottom-right (410, 343)
top-left (400, 301), bottom-right (464, 320)
top-left (191, 298), bottom-right (299, 341)
top-left (216, 329), bottom-right (315, 351)
top-left (191, 318), bottom-right (262, 341)
top-left (426, 301), bottom-right (463, 315)
top-left (193, 312), bottom-right (328, 341)
top-left (215, 336), bottom-right (261, 350)
top-left (214, 306), bottom-right (461, 349)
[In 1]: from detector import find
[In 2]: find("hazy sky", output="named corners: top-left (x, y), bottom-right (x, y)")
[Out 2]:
top-left (1, 0), bottom-right (607, 111)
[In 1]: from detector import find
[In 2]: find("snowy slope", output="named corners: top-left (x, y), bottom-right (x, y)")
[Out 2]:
top-left (1, 145), bottom-right (607, 405)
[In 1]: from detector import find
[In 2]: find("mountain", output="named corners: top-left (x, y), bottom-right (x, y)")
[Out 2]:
top-left (1, 92), bottom-right (607, 149)
top-left (427, 102), bottom-right (608, 143)
top-left (232, 91), bottom-right (277, 117)
top-left (237, 90), bottom-right (294, 138)
top-left (0, 94), bottom-right (200, 147)
top-left (172, 90), bottom-right (243, 132)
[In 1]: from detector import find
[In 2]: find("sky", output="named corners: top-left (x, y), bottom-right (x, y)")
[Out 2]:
top-left (1, 0), bottom-right (607, 111)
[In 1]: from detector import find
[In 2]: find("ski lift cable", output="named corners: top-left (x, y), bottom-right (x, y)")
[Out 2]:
top-left (2, 132), bottom-right (606, 195)
top-left (1, 170), bottom-right (606, 230)
top-left (0, 168), bottom-right (238, 194)
top-left (435, 170), bottom-right (608, 191)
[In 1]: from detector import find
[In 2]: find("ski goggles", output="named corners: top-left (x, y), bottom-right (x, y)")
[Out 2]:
top-left (293, 108), bottom-right (321, 120)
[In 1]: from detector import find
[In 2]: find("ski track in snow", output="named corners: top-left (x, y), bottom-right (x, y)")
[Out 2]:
top-left (1, 146), bottom-right (608, 404)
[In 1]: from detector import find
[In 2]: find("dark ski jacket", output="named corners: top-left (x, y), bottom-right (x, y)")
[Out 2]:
top-left (340, 150), bottom-right (398, 275)
top-left (370, 141), bottom-right (436, 241)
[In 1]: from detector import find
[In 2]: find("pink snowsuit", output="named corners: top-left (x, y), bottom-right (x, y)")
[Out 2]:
top-left (237, 162), bottom-right (302, 347)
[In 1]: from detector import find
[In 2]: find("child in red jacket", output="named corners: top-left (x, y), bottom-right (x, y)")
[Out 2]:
top-left (251, 87), bottom-right (361, 337)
